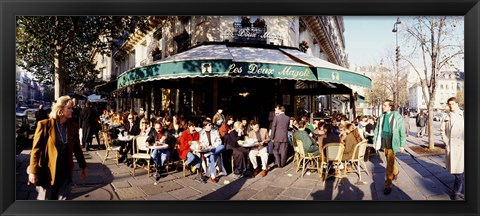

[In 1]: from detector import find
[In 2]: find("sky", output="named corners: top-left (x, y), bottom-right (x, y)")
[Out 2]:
top-left (344, 16), bottom-right (399, 67)
top-left (343, 16), bottom-right (464, 71)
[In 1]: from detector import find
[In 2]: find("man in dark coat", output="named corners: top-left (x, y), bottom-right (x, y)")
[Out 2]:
top-left (79, 101), bottom-right (98, 151)
top-left (35, 104), bottom-right (48, 123)
top-left (270, 105), bottom-right (290, 168)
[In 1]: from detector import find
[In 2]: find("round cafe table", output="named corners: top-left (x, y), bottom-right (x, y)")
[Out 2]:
top-left (190, 145), bottom-right (215, 179)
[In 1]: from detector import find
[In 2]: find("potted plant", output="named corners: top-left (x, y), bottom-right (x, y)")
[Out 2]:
top-left (241, 16), bottom-right (251, 28)
top-left (253, 18), bottom-right (266, 28)
top-left (299, 40), bottom-right (309, 52)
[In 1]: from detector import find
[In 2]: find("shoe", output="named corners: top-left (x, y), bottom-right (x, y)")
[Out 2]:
top-left (243, 170), bottom-right (252, 177)
top-left (153, 171), bottom-right (161, 181)
top-left (252, 169), bottom-right (259, 177)
top-left (191, 166), bottom-right (197, 173)
top-left (260, 170), bottom-right (267, 177)
top-left (393, 171), bottom-right (399, 181)
top-left (384, 187), bottom-right (392, 195)
top-left (211, 178), bottom-right (218, 183)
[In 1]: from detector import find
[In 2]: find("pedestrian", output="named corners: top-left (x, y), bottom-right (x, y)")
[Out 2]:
top-left (440, 97), bottom-right (464, 200)
top-left (79, 101), bottom-right (98, 151)
top-left (27, 95), bottom-right (87, 200)
top-left (373, 99), bottom-right (406, 195)
top-left (403, 111), bottom-right (410, 137)
top-left (35, 104), bottom-right (48, 123)
top-left (270, 105), bottom-right (290, 168)
top-left (415, 110), bottom-right (427, 137)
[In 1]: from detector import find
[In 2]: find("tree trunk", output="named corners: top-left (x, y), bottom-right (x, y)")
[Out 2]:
top-left (427, 96), bottom-right (435, 149)
top-left (54, 49), bottom-right (65, 100)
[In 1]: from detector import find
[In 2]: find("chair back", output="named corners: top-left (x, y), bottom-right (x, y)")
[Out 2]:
top-left (102, 132), bottom-right (112, 149)
top-left (351, 140), bottom-right (368, 161)
top-left (296, 139), bottom-right (306, 157)
top-left (323, 143), bottom-right (345, 162)
top-left (134, 135), bottom-right (149, 153)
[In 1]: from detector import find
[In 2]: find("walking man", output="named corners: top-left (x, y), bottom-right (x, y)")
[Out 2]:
top-left (270, 105), bottom-right (290, 168)
top-left (373, 99), bottom-right (406, 195)
top-left (440, 97), bottom-right (464, 200)
top-left (415, 110), bottom-right (427, 137)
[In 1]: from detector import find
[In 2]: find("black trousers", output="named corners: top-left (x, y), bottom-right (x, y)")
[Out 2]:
top-left (273, 142), bottom-right (288, 167)
top-left (232, 147), bottom-right (250, 172)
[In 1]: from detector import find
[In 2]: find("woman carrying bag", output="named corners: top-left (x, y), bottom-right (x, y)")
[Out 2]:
top-left (27, 95), bottom-right (88, 200)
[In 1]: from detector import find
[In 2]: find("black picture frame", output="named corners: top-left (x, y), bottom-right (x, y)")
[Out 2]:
top-left (2, 0), bottom-right (479, 215)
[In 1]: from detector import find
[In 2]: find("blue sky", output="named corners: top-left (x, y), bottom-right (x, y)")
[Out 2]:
top-left (343, 16), bottom-right (464, 71)
top-left (344, 16), bottom-right (401, 67)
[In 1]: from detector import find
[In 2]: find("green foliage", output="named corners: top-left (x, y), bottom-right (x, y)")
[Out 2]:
top-left (16, 16), bottom-right (150, 95)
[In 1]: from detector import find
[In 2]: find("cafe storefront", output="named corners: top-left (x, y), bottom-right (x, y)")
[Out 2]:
top-left (111, 42), bottom-right (371, 126)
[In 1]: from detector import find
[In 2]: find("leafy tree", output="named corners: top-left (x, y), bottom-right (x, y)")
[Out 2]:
top-left (16, 16), bottom-right (149, 99)
top-left (402, 16), bottom-right (464, 150)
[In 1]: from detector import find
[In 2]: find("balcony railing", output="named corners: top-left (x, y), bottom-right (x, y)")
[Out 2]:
top-left (232, 22), bottom-right (267, 44)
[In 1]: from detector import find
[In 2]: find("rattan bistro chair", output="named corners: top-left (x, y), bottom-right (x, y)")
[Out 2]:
top-left (346, 140), bottom-right (369, 182)
top-left (295, 140), bottom-right (321, 178)
top-left (320, 143), bottom-right (345, 188)
top-left (102, 132), bottom-right (121, 165)
top-left (132, 135), bottom-right (151, 177)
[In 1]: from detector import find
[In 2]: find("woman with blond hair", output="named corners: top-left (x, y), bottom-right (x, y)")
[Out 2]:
top-left (27, 96), bottom-right (87, 200)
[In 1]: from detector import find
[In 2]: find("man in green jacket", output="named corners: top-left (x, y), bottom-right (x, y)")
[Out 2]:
top-left (373, 99), bottom-right (406, 195)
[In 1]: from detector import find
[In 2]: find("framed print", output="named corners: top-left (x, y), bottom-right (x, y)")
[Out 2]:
top-left (2, 0), bottom-right (479, 215)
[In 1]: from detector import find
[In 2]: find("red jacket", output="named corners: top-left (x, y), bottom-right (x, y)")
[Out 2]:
top-left (178, 130), bottom-right (199, 160)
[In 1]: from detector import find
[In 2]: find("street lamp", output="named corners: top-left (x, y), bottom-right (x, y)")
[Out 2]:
top-left (392, 17), bottom-right (401, 112)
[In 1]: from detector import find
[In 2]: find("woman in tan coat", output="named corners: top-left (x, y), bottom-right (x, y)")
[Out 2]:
top-left (27, 96), bottom-right (87, 200)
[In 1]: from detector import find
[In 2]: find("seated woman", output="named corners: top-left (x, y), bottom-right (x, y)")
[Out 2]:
top-left (340, 123), bottom-right (363, 172)
top-left (178, 121), bottom-right (202, 173)
top-left (294, 120), bottom-right (320, 156)
top-left (199, 120), bottom-right (225, 183)
top-left (139, 118), bottom-right (152, 135)
top-left (225, 121), bottom-right (251, 178)
top-left (340, 123), bottom-right (363, 160)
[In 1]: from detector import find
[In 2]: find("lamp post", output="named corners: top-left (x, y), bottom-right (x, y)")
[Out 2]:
top-left (392, 17), bottom-right (401, 112)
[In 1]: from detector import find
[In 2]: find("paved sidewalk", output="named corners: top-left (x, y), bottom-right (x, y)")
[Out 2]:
top-left (16, 119), bottom-right (461, 200)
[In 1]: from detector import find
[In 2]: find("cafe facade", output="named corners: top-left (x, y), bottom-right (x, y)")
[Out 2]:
top-left (97, 16), bottom-right (371, 126)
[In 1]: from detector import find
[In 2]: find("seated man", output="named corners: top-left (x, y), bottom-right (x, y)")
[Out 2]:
top-left (247, 122), bottom-right (270, 177)
top-left (178, 121), bottom-right (202, 173)
top-left (199, 120), bottom-right (225, 183)
top-left (146, 120), bottom-right (170, 181)
top-left (294, 120), bottom-right (320, 156)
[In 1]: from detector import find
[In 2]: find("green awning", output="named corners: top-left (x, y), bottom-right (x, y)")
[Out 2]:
top-left (280, 48), bottom-right (372, 88)
top-left (117, 43), bottom-right (372, 89)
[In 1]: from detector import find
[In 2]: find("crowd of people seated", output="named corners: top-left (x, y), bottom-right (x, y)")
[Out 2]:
top-left (93, 105), bottom-right (380, 183)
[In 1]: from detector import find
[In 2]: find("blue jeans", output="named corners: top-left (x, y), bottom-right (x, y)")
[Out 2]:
top-left (453, 173), bottom-right (464, 196)
top-left (207, 145), bottom-right (225, 177)
top-left (151, 149), bottom-right (170, 169)
top-left (186, 152), bottom-right (201, 168)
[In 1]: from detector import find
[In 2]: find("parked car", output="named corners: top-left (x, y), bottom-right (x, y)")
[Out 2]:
top-left (433, 112), bottom-right (447, 121)
top-left (16, 108), bottom-right (38, 132)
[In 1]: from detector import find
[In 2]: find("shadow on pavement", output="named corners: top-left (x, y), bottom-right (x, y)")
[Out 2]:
top-left (197, 175), bottom-right (249, 200)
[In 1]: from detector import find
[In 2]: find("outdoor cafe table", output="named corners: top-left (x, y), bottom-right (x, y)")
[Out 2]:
top-left (190, 145), bottom-right (215, 179)
top-left (117, 135), bottom-right (134, 163)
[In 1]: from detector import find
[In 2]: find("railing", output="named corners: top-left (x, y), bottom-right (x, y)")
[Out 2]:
top-left (232, 22), bottom-right (267, 44)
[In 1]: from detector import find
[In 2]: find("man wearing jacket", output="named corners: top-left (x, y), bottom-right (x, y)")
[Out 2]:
top-left (440, 97), bottom-right (464, 200)
top-left (271, 105), bottom-right (290, 168)
top-left (373, 99), bottom-right (406, 195)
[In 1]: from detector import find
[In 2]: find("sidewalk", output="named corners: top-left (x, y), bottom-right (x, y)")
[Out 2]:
top-left (16, 122), bottom-right (459, 200)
